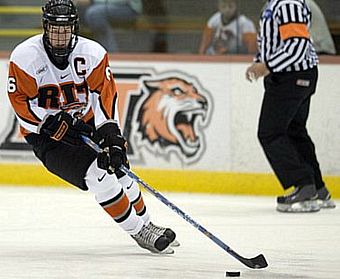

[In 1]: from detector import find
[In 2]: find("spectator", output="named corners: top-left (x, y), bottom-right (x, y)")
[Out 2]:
top-left (76, 0), bottom-right (143, 52)
top-left (306, 0), bottom-right (336, 54)
top-left (199, 0), bottom-right (257, 55)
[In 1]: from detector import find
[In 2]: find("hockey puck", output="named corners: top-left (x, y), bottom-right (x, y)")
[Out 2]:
top-left (225, 271), bottom-right (241, 277)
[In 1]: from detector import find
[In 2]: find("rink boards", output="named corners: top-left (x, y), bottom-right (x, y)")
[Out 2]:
top-left (0, 163), bottom-right (339, 197)
top-left (0, 54), bottom-right (339, 197)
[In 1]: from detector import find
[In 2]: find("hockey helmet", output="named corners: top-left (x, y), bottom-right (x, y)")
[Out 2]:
top-left (42, 0), bottom-right (79, 67)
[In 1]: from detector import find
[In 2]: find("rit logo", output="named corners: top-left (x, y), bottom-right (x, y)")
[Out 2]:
top-left (38, 81), bottom-right (88, 109)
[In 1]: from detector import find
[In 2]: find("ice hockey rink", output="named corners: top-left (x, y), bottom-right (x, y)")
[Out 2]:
top-left (0, 185), bottom-right (339, 279)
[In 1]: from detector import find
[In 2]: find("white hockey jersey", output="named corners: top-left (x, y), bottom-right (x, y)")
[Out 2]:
top-left (7, 35), bottom-right (119, 137)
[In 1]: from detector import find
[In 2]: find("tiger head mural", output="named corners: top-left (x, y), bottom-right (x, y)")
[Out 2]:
top-left (136, 76), bottom-right (210, 160)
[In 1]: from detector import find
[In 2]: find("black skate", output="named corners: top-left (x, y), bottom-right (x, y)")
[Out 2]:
top-left (132, 225), bottom-right (174, 254)
top-left (147, 222), bottom-right (180, 247)
top-left (317, 187), bottom-right (336, 209)
top-left (276, 184), bottom-right (320, 213)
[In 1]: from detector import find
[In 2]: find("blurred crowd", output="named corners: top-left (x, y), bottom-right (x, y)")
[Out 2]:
top-left (72, 0), bottom-right (338, 54)
top-left (0, 0), bottom-right (338, 54)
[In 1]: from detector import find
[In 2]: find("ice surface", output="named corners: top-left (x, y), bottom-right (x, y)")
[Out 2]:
top-left (0, 186), bottom-right (339, 279)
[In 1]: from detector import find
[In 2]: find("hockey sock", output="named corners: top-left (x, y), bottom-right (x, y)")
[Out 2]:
top-left (118, 175), bottom-right (151, 225)
top-left (85, 160), bottom-right (143, 235)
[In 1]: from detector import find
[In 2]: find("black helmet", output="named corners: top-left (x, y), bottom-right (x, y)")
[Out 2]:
top-left (42, 0), bottom-right (79, 68)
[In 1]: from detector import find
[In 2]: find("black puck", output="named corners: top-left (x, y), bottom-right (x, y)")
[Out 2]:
top-left (225, 271), bottom-right (241, 277)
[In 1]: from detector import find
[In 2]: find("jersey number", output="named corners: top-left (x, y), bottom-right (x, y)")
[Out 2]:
top-left (8, 77), bottom-right (17, 93)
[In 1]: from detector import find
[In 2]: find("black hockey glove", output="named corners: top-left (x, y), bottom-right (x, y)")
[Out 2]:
top-left (39, 111), bottom-right (93, 146)
top-left (93, 121), bottom-right (129, 174)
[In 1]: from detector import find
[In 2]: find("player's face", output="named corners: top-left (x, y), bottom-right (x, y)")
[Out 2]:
top-left (48, 24), bottom-right (72, 48)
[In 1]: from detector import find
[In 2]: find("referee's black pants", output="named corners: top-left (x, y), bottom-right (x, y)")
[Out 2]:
top-left (258, 67), bottom-right (325, 190)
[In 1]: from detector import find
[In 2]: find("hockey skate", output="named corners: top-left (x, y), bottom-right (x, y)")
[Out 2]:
top-left (276, 184), bottom-right (320, 213)
top-left (317, 187), bottom-right (336, 209)
top-left (132, 225), bottom-right (174, 254)
top-left (147, 222), bottom-right (180, 247)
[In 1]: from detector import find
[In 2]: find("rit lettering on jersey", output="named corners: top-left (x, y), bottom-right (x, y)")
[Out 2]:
top-left (37, 57), bottom-right (89, 109)
top-left (38, 80), bottom-right (88, 109)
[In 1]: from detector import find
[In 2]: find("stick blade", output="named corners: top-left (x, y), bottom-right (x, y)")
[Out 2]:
top-left (240, 254), bottom-right (268, 269)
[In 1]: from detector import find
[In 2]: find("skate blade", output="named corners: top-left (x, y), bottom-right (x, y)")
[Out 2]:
top-left (318, 199), bottom-right (336, 209)
top-left (277, 200), bottom-right (320, 213)
top-left (170, 239), bottom-right (180, 247)
top-left (152, 246), bottom-right (174, 255)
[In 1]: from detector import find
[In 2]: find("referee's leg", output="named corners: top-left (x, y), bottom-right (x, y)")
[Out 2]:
top-left (257, 73), bottom-right (314, 189)
top-left (287, 96), bottom-right (325, 189)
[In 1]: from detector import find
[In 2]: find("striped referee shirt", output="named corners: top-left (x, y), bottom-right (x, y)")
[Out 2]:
top-left (255, 0), bottom-right (318, 72)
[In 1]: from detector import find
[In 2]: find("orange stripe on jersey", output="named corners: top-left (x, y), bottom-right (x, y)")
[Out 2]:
top-left (279, 23), bottom-right (310, 41)
top-left (132, 195), bottom-right (146, 215)
top-left (86, 53), bottom-right (118, 119)
top-left (9, 62), bottom-right (37, 98)
top-left (20, 126), bottom-right (31, 137)
top-left (82, 109), bottom-right (94, 123)
top-left (8, 62), bottom-right (41, 127)
top-left (102, 193), bottom-right (130, 219)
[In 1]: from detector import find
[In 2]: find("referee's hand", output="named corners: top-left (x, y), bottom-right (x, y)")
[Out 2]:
top-left (246, 63), bottom-right (270, 82)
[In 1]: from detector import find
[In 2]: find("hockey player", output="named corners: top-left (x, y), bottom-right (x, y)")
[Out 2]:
top-left (7, 0), bottom-right (179, 253)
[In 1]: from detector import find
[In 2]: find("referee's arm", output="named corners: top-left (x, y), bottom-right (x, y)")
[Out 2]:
top-left (264, 3), bottom-right (310, 72)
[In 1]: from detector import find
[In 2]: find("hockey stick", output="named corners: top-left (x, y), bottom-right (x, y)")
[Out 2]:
top-left (81, 135), bottom-right (268, 269)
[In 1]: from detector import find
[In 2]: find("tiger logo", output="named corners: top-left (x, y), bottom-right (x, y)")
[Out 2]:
top-left (134, 75), bottom-right (211, 162)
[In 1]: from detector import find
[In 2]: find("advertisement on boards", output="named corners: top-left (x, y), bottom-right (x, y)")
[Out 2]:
top-left (0, 59), bottom-right (231, 171)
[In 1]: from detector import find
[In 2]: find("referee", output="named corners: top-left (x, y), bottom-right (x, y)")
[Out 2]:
top-left (245, 0), bottom-right (335, 212)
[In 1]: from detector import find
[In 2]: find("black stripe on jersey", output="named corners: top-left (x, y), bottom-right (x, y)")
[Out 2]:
top-left (16, 113), bottom-right (39, 127)
top-left (99, 188), bottom-right (124, 207)
top-left (98, 94), bottom-right (111, 120)
top-left (26, 98), bottom-right (43, 122)
top-left (111, 93), bottom-right (117, 119)
top-left (90, 89), bottom-right (115, 120)
top-left (114, 203), bottom-right (133, 223)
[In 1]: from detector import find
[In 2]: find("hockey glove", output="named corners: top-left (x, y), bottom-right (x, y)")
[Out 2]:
top-left (39, 111), bottom-right (93, 146)
top-left (93, 121), bottom-right (129, 174)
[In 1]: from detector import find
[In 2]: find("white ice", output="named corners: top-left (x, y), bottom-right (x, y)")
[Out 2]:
top-left (0, 186), bottom-right (339, 279)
